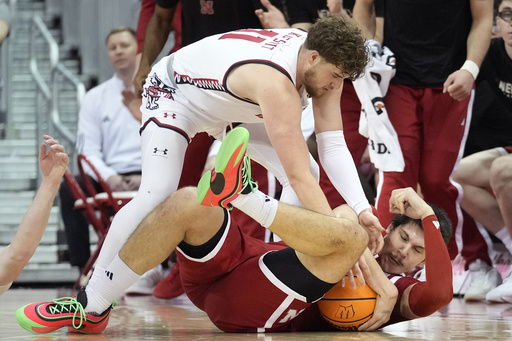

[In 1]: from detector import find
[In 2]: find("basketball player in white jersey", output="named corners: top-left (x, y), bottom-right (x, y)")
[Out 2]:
top-left (14, 15), bottom-right (385, 334)
top-left (96, 14), bottom-right (383, 272)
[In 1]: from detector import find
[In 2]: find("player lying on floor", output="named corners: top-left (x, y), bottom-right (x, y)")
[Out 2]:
top-left (15, 127), bottom-right (451, 334)
top-left (287, 187), bottom-right (453, 331)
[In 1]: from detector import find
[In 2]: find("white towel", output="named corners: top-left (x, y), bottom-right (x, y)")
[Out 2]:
top-left (352, 40), bottom-right (405, 172)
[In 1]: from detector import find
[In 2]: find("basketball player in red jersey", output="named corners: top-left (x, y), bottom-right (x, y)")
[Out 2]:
top-left (16, 127), bottom-right (397, 334)
top-left (287, 186), bottom-right (453, 330)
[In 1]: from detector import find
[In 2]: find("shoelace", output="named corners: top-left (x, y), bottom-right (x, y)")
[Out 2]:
top-left (48, 296), bottom-right (86, 329)
top-left (241, 151), bottom-right (258, 194)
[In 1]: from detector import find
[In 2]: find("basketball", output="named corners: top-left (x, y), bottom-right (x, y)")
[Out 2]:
top-left (318, 277), bottom-right (377, 331)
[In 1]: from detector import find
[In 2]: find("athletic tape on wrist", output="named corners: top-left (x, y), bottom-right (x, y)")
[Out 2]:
top-left (460, 60), bottom-right (479, 80)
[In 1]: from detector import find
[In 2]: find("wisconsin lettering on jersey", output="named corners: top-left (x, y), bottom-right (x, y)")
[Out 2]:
top-left (174, 72), bottom-right (225, 91)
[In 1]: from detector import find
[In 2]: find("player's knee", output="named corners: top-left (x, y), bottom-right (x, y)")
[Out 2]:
top-left (335, 219), bottom-right (368, 257)
top-left (490, 157), bottom-right (512, 192)
top-left (161, 187), bottom-right (197, 212)
top-left (355, 222), bottom-right (369, 254)
top-left (452, 159), bottom-right (470, 184)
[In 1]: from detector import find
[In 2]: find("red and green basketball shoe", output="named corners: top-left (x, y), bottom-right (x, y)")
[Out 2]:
top-left (197, 126), bottom-right (257, 209)
top-left (15, 288), bottom-right (116, 334)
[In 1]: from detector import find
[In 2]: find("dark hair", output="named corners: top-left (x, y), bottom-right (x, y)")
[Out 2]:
top-left (304, 14), bottom-right (369, 81)
top-left (390, 204), bottom-right (452, 246)
top-left (105, 27), bottom-right (136, 45)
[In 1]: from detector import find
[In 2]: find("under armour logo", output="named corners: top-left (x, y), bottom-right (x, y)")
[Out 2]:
top-left (153, 147), bottom-right (168, 155)
top-left (264, 196), bottom-right (271, 202)
top-left (105, 270), bottom-right (113, 281)
top-left (163, 112), bottom-right (176, 119)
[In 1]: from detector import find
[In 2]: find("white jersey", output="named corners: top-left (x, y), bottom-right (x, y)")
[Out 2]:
top-left (167, 28), bottom-right (309, 124)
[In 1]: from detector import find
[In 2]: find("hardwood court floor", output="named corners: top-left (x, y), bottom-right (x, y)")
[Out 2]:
top-left (2, 288), bottom-right (512, 340)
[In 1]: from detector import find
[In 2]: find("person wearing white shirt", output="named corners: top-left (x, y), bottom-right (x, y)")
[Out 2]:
top-left (59, 27), bottom-right (142, 269)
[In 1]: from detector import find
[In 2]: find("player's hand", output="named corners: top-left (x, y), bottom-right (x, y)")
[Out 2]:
top-left (255, 0), bottom-right (290, 29)
top-left (358, 282), bottom-right (397, 331)
top-left (327, 0), bottom-right (343, 14)
top-left (122, 88), bottom-right (142, 122)
top-left (123, 174), bottom-right (141, 191)
top-left (39, 135), bottom-right (69, 183)
top-left (107, 174), bottom-right (129, 192)
top-left (443, 69), bottom-right (474, 101)
top-left (343, 255), bottom-right (370, 289)
top-left (133, 66), bottom-right (150, 98)
top-left (389, 187), bottom-right (434, 220)
top-left (358, 209), bottom-right (385, 254)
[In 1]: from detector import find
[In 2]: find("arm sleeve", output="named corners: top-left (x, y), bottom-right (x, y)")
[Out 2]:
top-left (316, 130), bottom-right (371, 215)
top-left (406, 215), bottom-right (453, 317)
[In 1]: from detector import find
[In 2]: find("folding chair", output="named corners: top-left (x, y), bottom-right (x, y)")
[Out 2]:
top-left (77, 154), bottom-right (137, 228)
top-left (63, 155), bottom-right (136, 288)
top-left (63, 170), bottom-right (108, 288)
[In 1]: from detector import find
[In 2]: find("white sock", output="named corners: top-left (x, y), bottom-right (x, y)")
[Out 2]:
top-left (495, 227), bottom-right (512, 255)
top-left (85, 255), bottom-right (141, 314)
top-left (231, 190), bottom-right (278, 228)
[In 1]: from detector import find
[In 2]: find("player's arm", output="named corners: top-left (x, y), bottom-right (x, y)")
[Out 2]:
top-left (389, 188), bottom-right (453, 319)
top-left (133, 1), bottom-right (177, 96)
top-left (356, 248), bottom-right (398, 331)
top-left (352, 0), bottom-right (375, 40)
top-left (255, 0), bottom-right (291, 29)
top-left (332, 204), bottom-right (397, 331)
top-left (313, 85), bottom-right (385, 253)
top-left (0, 136), bottom-right (68, 288)
top-left (228, 64), bottom-right (333, 216)
top-left (443, 0), bottom-right (493, 101)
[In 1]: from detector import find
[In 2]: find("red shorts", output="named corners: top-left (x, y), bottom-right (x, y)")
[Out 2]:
top-left (504, 145), bottom-right (512, 154)
top-left (176, 211), bottom-right (332, 333)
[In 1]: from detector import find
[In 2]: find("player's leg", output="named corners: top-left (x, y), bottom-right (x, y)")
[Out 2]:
top-left (240, 122), bottom-right (320, 209)
top-left (453, 148), bottom-right (504, 232)
top-left (93, 123), bottom-right (188, 269)
top-left (16, 80), bottom-right (199, 334)
top-left (15, 186), bottom-right (223, 334)
top-left (490, 153), bottom-right (512, 236)
top-left (199, 127), bottom-right (368, 284)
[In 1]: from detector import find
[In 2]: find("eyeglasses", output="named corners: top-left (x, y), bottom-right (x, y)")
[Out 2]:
top-left (497, 10), bottom-right (512, 23)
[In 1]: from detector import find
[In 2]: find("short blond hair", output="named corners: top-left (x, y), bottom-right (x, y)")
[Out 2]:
top-left (105, 27), bottom-right (136, 45)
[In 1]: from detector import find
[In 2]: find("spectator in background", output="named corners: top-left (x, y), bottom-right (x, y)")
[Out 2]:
top-left (454, 147), bottom-right (512, 302)
top-left (452, 0), bottom-right (512, 301)
top-left (465, 0), bottom-right (512, 156)
top-left (59, 27), bottom-right (142, 270)
top-left (0, 136), bottom-right (68, 296)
